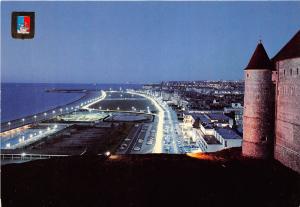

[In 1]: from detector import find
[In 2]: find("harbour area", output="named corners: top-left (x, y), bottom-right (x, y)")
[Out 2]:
top-left (1, 89), bottom-right (187, 164)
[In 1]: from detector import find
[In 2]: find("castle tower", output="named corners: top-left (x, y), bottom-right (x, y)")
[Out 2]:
top-left (242, 42), bottom-right (275, 159)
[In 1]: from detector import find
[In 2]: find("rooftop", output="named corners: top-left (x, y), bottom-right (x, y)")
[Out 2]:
top-left (203, 135), bottom-right (221, 145)
top-left (272, 30), bottom-right (300, 62)
top-left (215, 128), bottom-right (242, 139)
top-left (245, 42), bottom-right (272, 70)
top-left (202, 123), bottom-right (214, 129)
top-left (207, 113), bottom-right (230, 122)
top-left (189, 113), bottom-right (210, 123)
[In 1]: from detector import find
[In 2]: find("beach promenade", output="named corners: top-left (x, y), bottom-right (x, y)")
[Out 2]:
top-left (1, 90), bottom-right (105, 132)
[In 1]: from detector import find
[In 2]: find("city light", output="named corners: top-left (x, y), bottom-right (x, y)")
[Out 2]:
top-left (105, 151), bottom-right (111, 157)
top-left (21, 152), bottom-right (26, 157)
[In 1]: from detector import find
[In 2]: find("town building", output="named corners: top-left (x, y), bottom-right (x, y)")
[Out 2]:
top-left (183, 112), bottom-right (242, 152)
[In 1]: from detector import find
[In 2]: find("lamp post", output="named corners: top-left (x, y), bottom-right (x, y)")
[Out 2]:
top-left (34, 115), bottom-right (37, 124)
top-left (22, 118), bottom-right (25, 125)
top-left (8, 122), bottom-right (11, 138)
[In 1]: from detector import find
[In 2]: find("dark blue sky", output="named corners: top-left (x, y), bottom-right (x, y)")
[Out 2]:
top-left (2, 1), bottom-right (300, 84)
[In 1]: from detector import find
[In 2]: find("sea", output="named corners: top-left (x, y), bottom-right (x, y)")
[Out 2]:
top-left (1, 83), bottom-right (142, 123)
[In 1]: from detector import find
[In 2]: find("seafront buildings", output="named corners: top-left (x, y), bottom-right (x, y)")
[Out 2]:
top-left (142, 80), bottom-right (244, 153)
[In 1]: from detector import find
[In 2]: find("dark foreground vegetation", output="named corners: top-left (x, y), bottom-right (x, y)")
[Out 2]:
top-left (2, 148), bottom-right (300, 207)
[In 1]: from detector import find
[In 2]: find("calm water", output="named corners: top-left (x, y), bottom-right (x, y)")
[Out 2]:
top-left (1, 83), bottom-right (142, 123)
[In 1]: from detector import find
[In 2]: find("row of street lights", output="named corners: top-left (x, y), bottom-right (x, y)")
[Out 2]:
top-left (5, 124), bottom-right (58, 149)
top-left (97, 105), bottom-right (151, 113)
top-left (6, 94), bottom-right (103, 130)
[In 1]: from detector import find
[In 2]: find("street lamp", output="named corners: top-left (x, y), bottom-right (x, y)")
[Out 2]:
top-left (105, 151), bottom-right (111, 157)
top-left (6, 143), bottom-right (10, 149)
top-left (21, 152), bottom-right (26, 159)
top-left (34, 115), bottom-right (37, 123)
top-left (8, 122), bottom-right (11, 135)
top-left (60, 108), bottom-right (63, 115)
top-left (44, 112), bottom-right (47, 118)
top-left (22, 118), bottom-right (25, 125)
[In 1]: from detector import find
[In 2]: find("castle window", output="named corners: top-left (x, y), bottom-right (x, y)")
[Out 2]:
top-left (290, 69), bottom-right (292, 76)
top-left (297, 68), bottom-right (299, 75)
top-left (247, 73), bottom-right (249, 78)
top-left (283, 69), bottom-right (285, 76)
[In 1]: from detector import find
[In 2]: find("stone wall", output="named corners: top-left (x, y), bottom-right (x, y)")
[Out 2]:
top-left (275, 57), bottom-right (300, 173)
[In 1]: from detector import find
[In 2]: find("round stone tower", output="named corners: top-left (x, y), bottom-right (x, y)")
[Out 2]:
top-left (242, 42), bottom-right (275, 159)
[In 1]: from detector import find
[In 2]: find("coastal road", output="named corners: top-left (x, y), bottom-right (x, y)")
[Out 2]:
top-left (1, 91), bottom-right (104, 132)
top-left (127, 91), bottom-right (165, 153)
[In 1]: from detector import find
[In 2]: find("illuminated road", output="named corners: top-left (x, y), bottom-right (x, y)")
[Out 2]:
top-left (127, 91), bottom-right (165, 153)
top-left (128, 91), bottom-right (184, 154)
top-left (82, 90), bottom-right (106, 110)
top-left (1, 91), bottom-right (104, 133)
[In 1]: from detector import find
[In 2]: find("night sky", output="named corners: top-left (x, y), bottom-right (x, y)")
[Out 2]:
top-left (2, 1), bottom-right (300, 84)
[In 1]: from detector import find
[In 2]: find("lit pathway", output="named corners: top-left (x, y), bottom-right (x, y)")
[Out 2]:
top-left (82, 91), bottom-right (106, 110)
top-left (127, 91), bottom-right (165, 153)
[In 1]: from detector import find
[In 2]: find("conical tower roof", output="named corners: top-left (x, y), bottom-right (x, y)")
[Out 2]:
top-left (245, 42), bottom-right (272, 70)
top-left (272, 30), bottom-right (300, 62)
